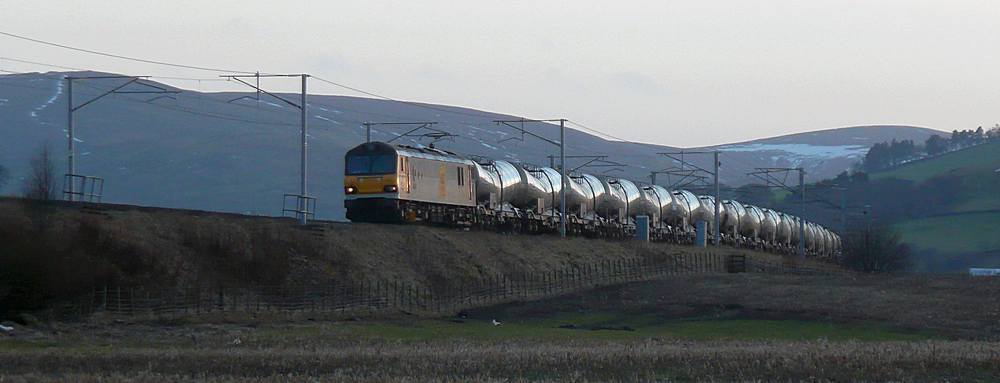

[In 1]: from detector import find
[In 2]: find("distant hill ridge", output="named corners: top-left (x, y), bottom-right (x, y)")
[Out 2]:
top-left (0, 71), bottom-right (940, 219)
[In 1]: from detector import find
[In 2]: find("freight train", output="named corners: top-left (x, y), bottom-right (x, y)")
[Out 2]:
top-left (343, 141), bottom-right (841, 258)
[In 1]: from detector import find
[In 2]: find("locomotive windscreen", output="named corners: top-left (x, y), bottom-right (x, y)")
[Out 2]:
top-left (346, 154), bottom-right (396, 175)
top-left (346, 142), bottom-right (398, 175)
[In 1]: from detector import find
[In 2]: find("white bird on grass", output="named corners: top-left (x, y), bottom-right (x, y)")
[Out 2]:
top-left (491, 319), bottom-right (502, 326)
top-left (0, 324), bottom-right (13, 333)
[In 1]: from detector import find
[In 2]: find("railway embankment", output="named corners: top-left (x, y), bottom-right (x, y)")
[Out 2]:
top-left (0, 197), bottom-right (840, 319)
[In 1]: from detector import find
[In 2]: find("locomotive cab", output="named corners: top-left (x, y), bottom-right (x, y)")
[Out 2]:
top-left (344, 142), bottom-right (400, 221)
top-left (344, 142), bottom-right (399, 195)
top-left (344, 141), bottom-right (476, 222)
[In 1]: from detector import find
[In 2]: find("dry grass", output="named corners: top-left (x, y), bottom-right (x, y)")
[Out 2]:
top-left (477, 273), bottom-right (1000, 340)
top-left (2, 248), bottom-right (998, 381)
top-left (1, 336), bottom-right (997, 381)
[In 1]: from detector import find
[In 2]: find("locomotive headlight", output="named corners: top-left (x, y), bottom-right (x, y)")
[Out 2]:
top-left (345, 186), bottom-right (357, 194)
top-left (384, 185), bottom-right (398, 192)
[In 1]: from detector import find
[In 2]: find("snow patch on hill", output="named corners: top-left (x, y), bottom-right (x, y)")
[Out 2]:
top-left (30, 78), bottom-right (62, 118)
top-left (718, 143), bottom-right (869, 159)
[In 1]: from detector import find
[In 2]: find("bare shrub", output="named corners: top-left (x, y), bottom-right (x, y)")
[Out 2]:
top-left (841, 223), bottom-right (912, 273)
top-left (23, 142), bottom-right (57, 200)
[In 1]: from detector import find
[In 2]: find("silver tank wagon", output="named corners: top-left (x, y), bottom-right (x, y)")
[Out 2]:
top-left (775, 212), bottom-right (793, 245)
top-left (595, 177), bottom-right (629, 221)
top-left (754, 206), bottom-right (778, 242)
top-left (473, 160), bottom-right (524, 208)
top-left (605, 178), bottom-right (652, 219)
top-left (816, 226), bottom-right (828, 255)
top-left (643, 185), bottom-right (673, 225)
top-left (788, 215), bottom-right (802, 247)
top-left (502, 162), bottom-right (552, 212)
top-left (527, 167), bottom-right (594, 216)
top-left (665, 190), bottom-right (698, 230)
top-left (635, 186), bottom-right (661, 219)
top-left (720, 200), bottom-right (746, 237)
top-left (820, 226), bottom-right (833, 256)
top-left (691, 195), bottom-right (717, 229)
top-left (739, 204), bottom-right (764, 240)
top-left (573, 174), bottom-right (606, 218)
top-left (805, 222), bottom-right (818, 251)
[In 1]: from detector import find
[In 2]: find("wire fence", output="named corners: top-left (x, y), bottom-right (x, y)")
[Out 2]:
top-left (72, 253), bottom-right (845, 319)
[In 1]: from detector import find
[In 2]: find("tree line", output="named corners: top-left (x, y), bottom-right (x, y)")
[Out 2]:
top-left (863, 125), bottom-right (1000, 171)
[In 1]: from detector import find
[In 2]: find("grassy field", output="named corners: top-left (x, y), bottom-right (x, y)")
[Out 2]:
top-left (871, 141), bottom-right (1000, 183)
top-left (0, 315), bottom-right (989, 382)
top-left (3, 336), bottom-right (996, 382)
top-left (895, 211), bottom-right (1000, 254)
top-left (894, 211), bottom-right (1000, 270)
top-left (244, 315), bottom-right (932, 343)
top-left (872, 141), bottom-right (1000, 215)
top-left (2, 274), bottom-right (998, 381)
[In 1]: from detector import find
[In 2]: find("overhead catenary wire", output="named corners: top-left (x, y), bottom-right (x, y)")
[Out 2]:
top-left (310, 75), bottom-right (515, 120)
top-left (0, 69), bottom-right (484, 147)
top-left (0, 30), bottom-right (521, 122)
top-left (0, 56), bottom-right (230, 82)
top-left (0, 38), bottom-right (509, 126)
top-left (1, 56), bottom-right (88, 71)
top-left (1, 31), bottom-right (586, 144)
top-left (567, 119), bottom-right (760, 182)
top-left (0, 69), bottom-right (448, 138)
top-left (0, 31), bottom-right (257, 74)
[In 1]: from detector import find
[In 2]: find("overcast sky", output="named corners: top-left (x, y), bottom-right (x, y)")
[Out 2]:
top-left (2, 0), bottom-right (998, 146)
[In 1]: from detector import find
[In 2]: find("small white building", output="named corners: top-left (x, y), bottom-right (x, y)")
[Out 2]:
top-left (969, 268), bottom-right (1000, 276)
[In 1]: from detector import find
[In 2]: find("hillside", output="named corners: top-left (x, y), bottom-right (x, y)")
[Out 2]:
top-left (868, 142), bottom-right (1000, 211)
top-left (874, 142), bottom-right (1000, 270)
top-left (873, 141), bottom-right (1000, 180)
top-left (710, 125), bottom-right (941, 181)
top-left (895, 212), bottom-right (1000, 264)
top-left (729, 140), bottom-right (1000, 272)
top-left (0, 71), bottom-right (941, 220)
top-left (871, 142), bottom-right (1000, 267)
top-left (0, 197), bottom-right (816, 316)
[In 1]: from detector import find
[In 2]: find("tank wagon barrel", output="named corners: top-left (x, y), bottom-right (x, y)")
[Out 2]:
top-left (738, 203), bottom-right (763, 241)
top-left (573, 174), bottom-right (606, 219)
top-left (665, 190), bottom-right (699, 231)
top-left (719, 199), bottom-right (744, 237)
top-left (775, 212), bottom-right (793, 246)
top-left (691, 195), bottom-right (718, 233)
top-left (643, 185), bottom-right (673, 226)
